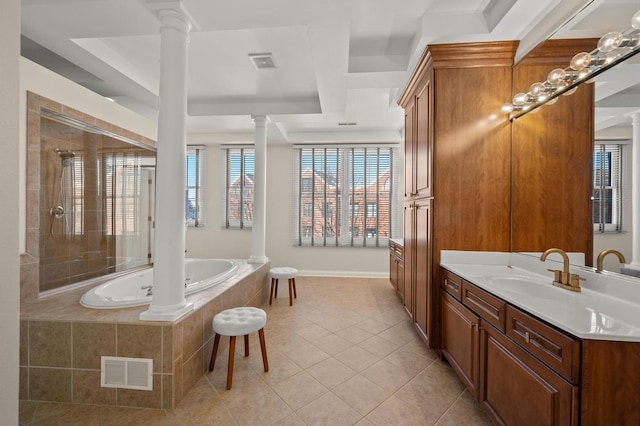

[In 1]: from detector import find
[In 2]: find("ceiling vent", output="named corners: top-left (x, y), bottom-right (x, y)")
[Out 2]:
top-left (338, 122), bottom-right (357, 126)
top-left (249, 53), bottom-right (276, 69)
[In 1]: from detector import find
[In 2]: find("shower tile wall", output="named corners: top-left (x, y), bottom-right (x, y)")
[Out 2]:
top-left (22, 92), bottom-right (156, 300)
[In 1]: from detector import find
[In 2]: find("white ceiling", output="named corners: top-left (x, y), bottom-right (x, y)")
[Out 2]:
top-left (19, 0), bottom-right (640, 143)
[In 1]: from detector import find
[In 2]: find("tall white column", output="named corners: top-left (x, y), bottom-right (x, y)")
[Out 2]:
top-left (248, 115), bottom-right (269, 264)
top-left (630, 112), bottom-right (640, 266)
top-left (141, 2), bottom-right (196, 321)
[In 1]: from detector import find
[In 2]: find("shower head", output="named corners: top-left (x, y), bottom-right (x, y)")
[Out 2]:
top-left (54, 148), bottom-right (75, 167)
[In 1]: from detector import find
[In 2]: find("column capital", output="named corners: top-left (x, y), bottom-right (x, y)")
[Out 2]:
top-left (251, 115), bottom-right (270, 127)
top-left (145, 0), bottom-right (199, 31)
top-left (628, 110), bottom-right (640, 124)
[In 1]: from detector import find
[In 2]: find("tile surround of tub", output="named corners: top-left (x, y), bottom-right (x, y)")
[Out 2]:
top-left (20, 261), bottom-right (270, 410)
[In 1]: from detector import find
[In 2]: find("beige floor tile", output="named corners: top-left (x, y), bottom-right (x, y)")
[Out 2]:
top-left (271, 412), bottom-right (307, 426)
top-left (100, 406), bottom-right (170, 426)
top-left (166, 378), bottom-right (235, 424)
top-left (332, 374), bottom-right (392, 416)
top-left (366, 395), bottom-right (439, 425)
top-left (306, 357), bottom-right (357, 389)
top-left (225, 387), bottom-right (293, 426)
top-left (355, 318), bottom-right (393, 335)
top-left (295, 323), bottom-right (332, 341)
top-left (296, 392), bottom-right (362, 426)
top-left (384, 347), bottom-right (436, 376)
top-left (378, 320), bottom-right (422, 346)
top-left (285, 342), bottom-right (330, 369)
top-left (313, 333), bottom-right (354, 355)
top-left (436, 391), bottom-right (493, 425)
top-left (336, 325), bottom-right (375, 344)
top-left (272, 371), bottom-right (328, 410)
top-left (247, 349), bottom-right (302, 385)
top-left (19, 401), bottom-right (38, 426)
top-left (361, 359), bottom-right (415, 392)
top-left (358, 335), bottom-right (400, 358)
top-left (334, 345), bottom-right (381, 372)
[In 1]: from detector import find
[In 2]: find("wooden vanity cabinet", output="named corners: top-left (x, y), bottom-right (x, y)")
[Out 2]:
top-left (389, 240), bottom-right (404, 296)
top-left (440, 268), bottom-right (579, 425)
top-left (480, 322), bottom-right (578, 426)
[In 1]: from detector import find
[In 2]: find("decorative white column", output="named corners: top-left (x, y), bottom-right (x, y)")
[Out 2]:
top-left (630, 112), bottom-right (640, 267)
top-left (140, 1), bottom-right (196, 321)
top-left (248, 115), bottom-right (269, 264)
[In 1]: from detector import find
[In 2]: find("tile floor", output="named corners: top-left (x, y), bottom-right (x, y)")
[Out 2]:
top-left (19, 276), bottom-right (492, 425)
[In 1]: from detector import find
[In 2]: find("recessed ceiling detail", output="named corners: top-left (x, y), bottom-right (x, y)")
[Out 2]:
top-left (249, 53), bottom-right (276, 69)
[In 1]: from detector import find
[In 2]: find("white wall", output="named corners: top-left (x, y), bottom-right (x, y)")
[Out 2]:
top-left (186, 133), bottom-right (392, 278)
top-left (1, 0), bottom-right (21, 421)
top-left (18, 58), bottom-right (158, 253)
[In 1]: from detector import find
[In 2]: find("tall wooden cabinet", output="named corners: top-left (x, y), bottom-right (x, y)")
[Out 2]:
top-left (398, 42), bottom-right (517, 348)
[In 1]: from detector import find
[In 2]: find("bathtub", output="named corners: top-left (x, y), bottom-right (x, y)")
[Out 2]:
top-left (80, 258), bottom-right (238, 309)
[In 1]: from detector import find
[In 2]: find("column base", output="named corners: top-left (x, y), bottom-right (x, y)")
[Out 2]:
top-left (139, 301), bottom-right (194, 322)
top-left (248, 256), bottom-right (270, 265)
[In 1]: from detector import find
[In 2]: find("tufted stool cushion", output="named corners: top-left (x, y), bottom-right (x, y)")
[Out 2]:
top-left (213, 307), bottom-right (267, 336)
top-left (269, 267), bottom-right (298, 306)
top-left (209, 307), bottom-right (269, 389)
top-left (270, 267), bottom-right (298, 279)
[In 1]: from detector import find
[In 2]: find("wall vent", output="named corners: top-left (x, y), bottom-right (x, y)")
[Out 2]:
top-left (101, 356), bottom-right (153, 391)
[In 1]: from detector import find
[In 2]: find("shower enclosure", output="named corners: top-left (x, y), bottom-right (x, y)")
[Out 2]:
top-left (39, 111), bottom-right (156, 292)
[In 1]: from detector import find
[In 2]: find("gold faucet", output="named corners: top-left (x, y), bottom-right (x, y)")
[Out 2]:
top-left (596, 249), bottom-right (626, 273)
top-left (540, 248), bottom-right (584, 292)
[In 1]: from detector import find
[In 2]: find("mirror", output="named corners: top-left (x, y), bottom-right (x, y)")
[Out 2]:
top-left (515, 2), bottom-right (640, 275)
top-left (26, 93), bottom-right (157, 295)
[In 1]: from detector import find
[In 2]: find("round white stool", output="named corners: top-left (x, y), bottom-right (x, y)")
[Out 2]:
top-left (208, 307), bottom-right (269, 389)
top-left (269, 267), bottom-right (298, 306)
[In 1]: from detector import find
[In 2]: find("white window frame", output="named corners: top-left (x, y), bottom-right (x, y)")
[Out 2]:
top-left (593, 143), bottom-right (624, 233)
top-left (186, 145), bottom-right (205, 228)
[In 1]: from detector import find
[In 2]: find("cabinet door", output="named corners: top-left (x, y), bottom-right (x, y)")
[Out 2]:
top-left (441, 290), bottom-right (480, 399)
top-left (480, 322), bottom-right (577, 426)
top-left (404, 100), bottom-right (416, 198)
top-left (414, 198), bottom-right (432, 343)
top-left (415, 77), bottom-right (432, 198)
top-left (403, 201), bottom-right (414, 318)
top-left (389, 253), bottom-right (398, 290)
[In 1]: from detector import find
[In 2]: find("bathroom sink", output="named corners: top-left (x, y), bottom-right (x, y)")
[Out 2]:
top-left (480, 275), bottom-right (561, 299)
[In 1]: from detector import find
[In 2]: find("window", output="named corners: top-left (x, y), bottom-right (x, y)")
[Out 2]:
top-left (186, 145), bottom-right (205, 227)
top-left (293, 145), bottom-right (401, 247)
top-left (223, 145), bottom-right (255, 229)
top-left (593, 143), bottom-right (623, 232)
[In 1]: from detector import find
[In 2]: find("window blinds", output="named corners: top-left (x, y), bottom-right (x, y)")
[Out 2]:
top-left (292, 144), bottom-right (401, 247)
top-left (186, 145), bottom-right (205, 227)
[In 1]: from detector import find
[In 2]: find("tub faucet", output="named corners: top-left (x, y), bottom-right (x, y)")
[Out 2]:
top-left (540, 248), bottom-right (584, 292)
top-left (596, 249), bottom-right (626, 273)
top-left (141, 284), bottom-right (153, 296)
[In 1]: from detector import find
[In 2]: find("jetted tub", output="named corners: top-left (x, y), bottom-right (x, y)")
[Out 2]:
top-left (80, 258), bottom-right (238, 309)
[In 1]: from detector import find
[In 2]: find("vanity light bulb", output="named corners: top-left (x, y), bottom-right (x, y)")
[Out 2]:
top-left (563, 86), bottom-right (578, 96)
top-left (546, 97), bottom-right (558, 106)
top-left (513, 93), bottom-right (527, 106)
top-left (570, 52), bottom-right (591, 70)
top-left (501, 104), bottom-right (514, 114)
top-left (632, 9), bottom-right (640, 30)
top-left (529, 82), bottom-right (545, 96)
top-left (598, 31), bottom-right (624, 53)
top-left (547, 68), bottom-right (567, 85)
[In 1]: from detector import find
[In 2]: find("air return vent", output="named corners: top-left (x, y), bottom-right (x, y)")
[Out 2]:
top-left (101, 356), bottom-right (153, 390)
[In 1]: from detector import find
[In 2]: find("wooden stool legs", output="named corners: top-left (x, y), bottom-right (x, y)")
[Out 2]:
top-left (269, 277), bottom-right (297, 306)
top-left (208, 329), bottom-right (269, 390)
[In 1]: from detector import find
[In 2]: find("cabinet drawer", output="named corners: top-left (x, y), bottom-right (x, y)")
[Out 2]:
top-left (506, 306), bottom-right (580, 384)
top-left (389, 241), bottom-right (404, 259)
top-left (441, 269), bottom-right (462, 300)
top-left (462, 281), bottom-right (506, 332)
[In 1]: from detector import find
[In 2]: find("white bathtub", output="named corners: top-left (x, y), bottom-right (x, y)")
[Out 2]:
top-left (80, 258), bottom-right (238, 309)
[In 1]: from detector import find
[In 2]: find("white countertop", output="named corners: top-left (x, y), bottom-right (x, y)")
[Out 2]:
top-left (440, 251), bottom-right (640, 342)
